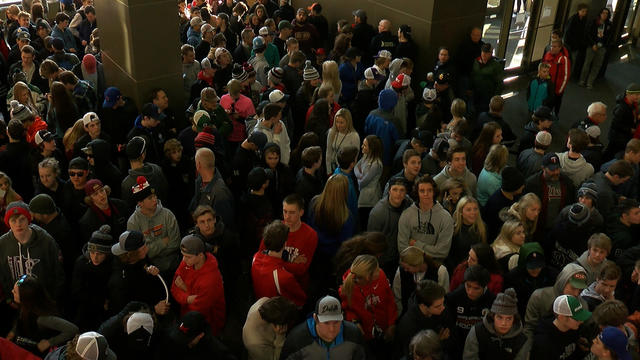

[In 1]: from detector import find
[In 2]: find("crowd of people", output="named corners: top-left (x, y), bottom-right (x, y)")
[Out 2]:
top-left (0, 0), bottom-right (638, 359)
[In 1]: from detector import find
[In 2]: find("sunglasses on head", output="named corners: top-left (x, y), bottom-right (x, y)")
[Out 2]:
top-left (69, 171), bottom-right (85, 177)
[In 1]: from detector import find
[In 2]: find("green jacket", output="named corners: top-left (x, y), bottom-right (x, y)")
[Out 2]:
top-left (471, 57), bottom-right (503, 98)
top-left (196, 101), bottom-right (232, 137)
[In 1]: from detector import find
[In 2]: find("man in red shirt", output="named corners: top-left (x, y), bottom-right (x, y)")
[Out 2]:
top-left (543, 39), bottom-right (571, 115)
top-left (252, 220), bottom-right (307, 307)
top-left (171, 235), bottom-right (226, 335)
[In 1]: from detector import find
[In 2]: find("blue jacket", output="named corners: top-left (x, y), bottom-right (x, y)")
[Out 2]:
top-left (279, 317), bottom-right (366, 360)
top-left (364, 109), bottom-right (399, 166)
top-left (334, 168), bottom-right (358, 221)
top-left (527, 77), bottom-right (553, 112)
top-left (51, 26), bottom-right (76, 52)
top-left (186, 27), bottom-right (201, 47)
top-left (339, 61), bottom-right (364, 104)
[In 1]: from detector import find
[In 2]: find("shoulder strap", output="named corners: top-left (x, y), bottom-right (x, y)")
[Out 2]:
top-left (273, 269), bottom-right (281, 295)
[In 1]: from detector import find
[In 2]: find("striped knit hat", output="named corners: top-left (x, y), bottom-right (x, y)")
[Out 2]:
top-left (88, 225), bottom-right (113, 254)
top-left (268, 67), bottom-right (284, 84)
top-left (9, 100), bottom-right (34, 122)
top-left (303, 60), bottom-right (319, 81)
top-left (194, 126), bottom-right (217, 150)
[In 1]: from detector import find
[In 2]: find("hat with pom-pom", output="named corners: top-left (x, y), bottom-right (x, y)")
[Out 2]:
top-left (10, 100), bottom-right (34, 122)
top-left (268, 67), bottom-right (283, 84)
top-left (131, 176), bottom-right (155, 203)
top-left (303, 60), bottom-right (319, 81)
top-left (88, 225), bottom-right (113, 254)
top-left (491, 288), bottom-right (518, 315)
top-left (232, 63), bottom-right (248, 82)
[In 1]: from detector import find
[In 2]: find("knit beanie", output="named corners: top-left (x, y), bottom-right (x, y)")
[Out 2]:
top-left (577, 183), bottom-right (598, 204)
top-left (232, 63), bottom-right (248, 82)
top-left (500, 166), bottom-right (525, 193)
top-left (131, 176), bottom-right (155, 203)
top-left (4, 201), bottom-right (31, 227)
top-left (193, 110), bottom-right (212, 131)
top-left (303, 60), bottom-right (319, 81)
top-left (88, 225), bottom-right (113, 254)
top-left (268, 67), bottom-right (284, 84)
top-left (194, 126), bottom-right (217, 150)
top-left (568, 203), bottom-right (590, 226)
top-left (29, 194), bottom-right (56, 215)
top-left (491, 288), bottom-right (518, 315)
top-left (10, 100), bottom-right (34, 122)
top-left (378, 89), bottom-right (398, 112)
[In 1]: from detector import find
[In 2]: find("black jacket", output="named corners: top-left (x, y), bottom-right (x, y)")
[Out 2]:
top-left (564, 13), bottom-right (588, 51)
top-left (79, 198), bottom-right (130, 245)
top-left (71, 249), bottom-right (113, 331)
top-left (294, 168), bottom-right (323, 215)
top-left (393, 299), bottom-right (454, 360)
top-left (607, 94), bottom-right (636, 157)
top-left (369, 31), bottom-right (397, 56)
top-left (0, 141), bottom-right (34, 200)
top-left (351, 22), bottom-right (376, 56)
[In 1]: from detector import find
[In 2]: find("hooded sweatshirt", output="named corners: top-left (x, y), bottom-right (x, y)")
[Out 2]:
top-left (368, 196), bottom-right (412, 267)
top-left (557, 151), bottom-right (594, 187)
top-left (575, 250), bottom-right (614, 286)
top-left (524, 263), bottom-right (589, 338)
top-left (434, 165), bottom-right (478, 196)
top-left (504, 242), bottom-right (554, 316)
top-left (463, 315), bottom-right (528, 360)
top-left (126, 200), bottom-right (181, 273)
top-left (397, 202), bottom-right (454, 262)
top-left (253, 120), bottom-right (291, 165)
top-left (120, 163), bottom-right (169, 207)
top-left (251, 251), bottom-right (306, 307)
top-left (364, 90), bottom-right (400, 166)
top-left (0, 224), bottom-right (65, 300)
top-left (518, 121), bottom-right (542, 153)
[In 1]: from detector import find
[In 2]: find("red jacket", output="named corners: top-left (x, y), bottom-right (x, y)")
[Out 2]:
top-left (27, 116), bottom-right (48, 146)
top-left (449, 261), bottom-right (503, 296)
top-left (258, 222), bottom-right (318, 288)
top-left (251, 251), bottom-right (307, 307)
top-left (543, 51), bottom-right (571, 95)
top-left (305, 102), bottom-right (341, 127)
top-left (171, 253), bottom-right (226, 335)
top-left (339, 268), bottom-right (397, 340)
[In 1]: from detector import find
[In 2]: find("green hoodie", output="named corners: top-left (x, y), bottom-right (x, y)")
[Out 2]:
top-left (517, 242), bottom-right (545, 271)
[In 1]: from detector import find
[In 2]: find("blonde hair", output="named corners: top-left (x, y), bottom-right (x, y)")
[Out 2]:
top-left (484, 144), bottom-right (508, 173)
top-left (313, 174), bottom-right (349, 235)
top-left (451, 98), bottom-right (466, 119)
top-left (63, 119), bottom-right (87, 154)
top-left (506, 193), bottom-right (541, 237)
top-left (322, 60), bottom-right (341, 97)
top-left (400, 246), bottom-right (425, 267)
top-left (329, 108), bottom-right (355, 141)
top-left (341, 254), bottom-right (379, 306)
top-left (13, 82), bottom-right (38, 115)
top-left (453, 196), bottom-right (486, 243)
top-left (493, 219), bottom-right (524, 253)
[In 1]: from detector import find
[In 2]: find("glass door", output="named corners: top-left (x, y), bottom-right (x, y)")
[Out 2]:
top-left (483, 0), bottom-right (535, 70)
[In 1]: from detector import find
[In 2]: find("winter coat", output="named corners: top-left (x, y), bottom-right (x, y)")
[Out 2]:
top-left (126, 200), bottom-right (180, 273)
top-left (251, 251), bottom-right (306, 307)
top-left (564, 13), bottom-right (588, 51)
top-left (189, 171), bottom-right (234, 227)
top-left (530, 317), bottom-right (586, 360)
top-left (434, 165), bottom-right (478, 197)
top-left (547, 204), bottom-right (604, 267)
top-left (504, 242), bottom-right (555, 316)
top-left (280, 317), bottom-right (366, 360)
top-left (121, 162), bottom-right (169, 208)
top-left (339, 268), bottom-right (398, 340)
top-left (368, 196), bottom-right (412, 267)
top-left (446, 224), bottom-right (484, 272)
top-left (0, 224), bottom-right (64, 301)
top-left (78, 198), bottom-right (129, 246)
top-left (397, 202), bottom-right (454, 262)
top-left (557, 152), bottom-right (594, 187)
top-left (526, 77), bottom-right (554, 112)
top-left (471, 57), bottom-right (503, 100)
top-left (524, 263), bottom-right (589, 338)
top-left (608, 94), bottom-right (637, 156)
top-left (544, 50), bottom-right (570, 95)
top-left (364, 108), bottom-right (400, 166)
top-left (601, 156), bottom-right (640, 199)
top-left (171, 252), bottom-right (226, 335)
top-left (354, 157), bottom-right (382, 208)
top-left (477, 168), bottom-right (501, 207)
top-left (524, 170), bottom-right (576, 229)
top-left (463, 315), bottom-right (528, 360)
top-left (587, 171), bottom-right (617, 216)
top-left (71, 247), bottom-right (113, 331)
top-left (606, 215), bottom-right (636, 260)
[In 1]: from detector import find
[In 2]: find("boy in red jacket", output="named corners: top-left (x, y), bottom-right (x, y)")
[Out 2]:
top-left (171, 235), bottom-right (226, 335)
top-left (544, 39), bottom-right (571, 114)
top-left (252, 220), bottom-right (307, 307)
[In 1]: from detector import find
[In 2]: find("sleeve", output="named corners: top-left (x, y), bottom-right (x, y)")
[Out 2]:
top-left (326, 130), bottom-right (335, 172)
top-left (392, 268), bottom-right (403, 317)
top-left (558, 56), bottom-right (570, 94)
top-left (164, 211), bottom-right (181, 255)
top-left (38, 315), bottom-right (79, 347)
top-left (396, 209), bottom-right (411, 255)
top-left (170, 265), bottom-right (189, 306)
top-left (462, 326), bottom-right (481, 360)
top-left (218, 110), bottom-right (233, 138)
top-left (437, 265), bottom-right (450, 291)
top-left (357, 161), bottom-right (382, 190)
top-left (278, 270), bottom-right (306, 307)
top-left (192, 266), bottom-right (226, 328)
top-left (280, 123), bottom-right (291, 165)
top-left (422, 214), bottom-right (453, 260)
top-left (524, 292), bottom-right (541, 339)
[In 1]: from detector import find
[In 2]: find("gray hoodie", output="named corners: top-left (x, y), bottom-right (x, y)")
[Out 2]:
top-left (121, 163), bottom-right (169, 207)
top-left (463, 315), bottom-right (528, 360)
top-left (397, 202), bottom-right (454, 262)
top-left (434, 165), bottom-right (478, 196)
top-left (127, 200), bottom-right (180, 273)
top-left (557, 151), bottom-right (594, 187)
top-left (575, 249), bottom-right (614, 286)
top-left (524, 263), bottom-right (589, 339)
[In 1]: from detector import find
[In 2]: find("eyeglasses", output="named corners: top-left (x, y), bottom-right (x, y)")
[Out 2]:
top-left (69, 171), bottom-right (85, 177)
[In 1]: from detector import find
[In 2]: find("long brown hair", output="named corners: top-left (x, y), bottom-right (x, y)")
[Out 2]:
top-left (313, 174), bottom-right (349, 234)
top-left (50, 81), bottom-right (78, 131)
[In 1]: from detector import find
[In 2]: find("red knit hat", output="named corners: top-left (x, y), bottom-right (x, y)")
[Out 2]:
top-left (4, 201), bottom-right (32, 227)
top-left (194, 127), bottom-right (216, 149)
top-left (83, 54), bottom-right (97, 74)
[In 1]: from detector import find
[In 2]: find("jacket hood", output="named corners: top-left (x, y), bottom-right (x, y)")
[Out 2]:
top-left (580, 282), bottom-right (602, 300)
top-left (517, 242), bottom-right (544, 270)
top-left (557, 152), bottom-right (588, 172)
top-left (87, 138), bottom-right (111, 163)
top-left (378, 89), bottom-right (398, 111)
top-left (134, 199), bottom-right (165, 218)
top-left (554, 263), bottom-right (587, 295)
top-left (388, 58), bottom-right (403, 79)
top-left (384, 196), bottom-right (412, 212)
top-left (482, 314), bottom-right (524, 339)
top-left (128, 163), bottom-right (158, 177)
top-left (524, 121), bottom-right (538, 133)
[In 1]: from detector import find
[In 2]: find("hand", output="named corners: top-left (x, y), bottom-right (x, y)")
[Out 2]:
top-left (37, 339), bottom-right (51, 353)
top-left (187, 295), bottom-right (197, 304)
top-left (174, 276), bottom-right (187, 291)
top-left (145, 265), bottom-right (160, 276)
top-left (292, 254), bottom-right (307, 264)
top-left (439, 327), bottom-right (450, 340)
top-left (384, 325), bottom-right (395, 342)
top-left (154, 300), bottom-right (170, 315)
top-left (273, 121), bottom-right (283, 134)
top-left (408, 239), bottom-right (416, 246)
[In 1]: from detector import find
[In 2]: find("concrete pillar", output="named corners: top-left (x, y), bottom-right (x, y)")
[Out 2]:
top-left (94, 0), bottom-right (183, 112)
top-left (292, 0), bottom-right (488, 80)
